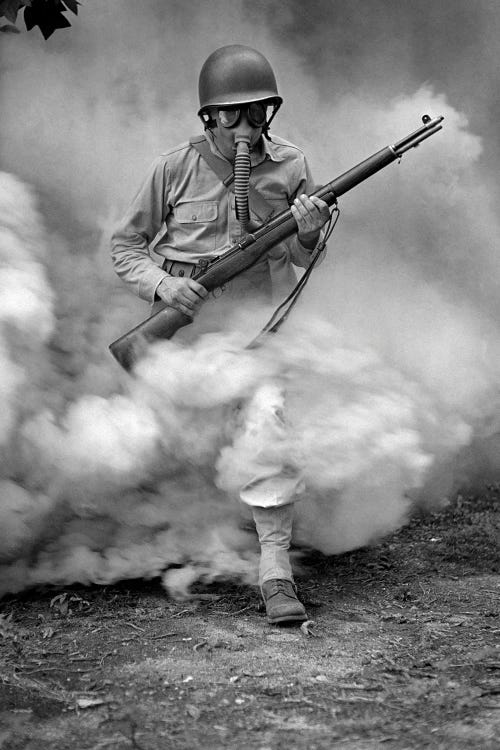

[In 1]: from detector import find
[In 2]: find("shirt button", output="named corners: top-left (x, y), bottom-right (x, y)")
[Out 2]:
top-left (192, 214), bottom-right (197, 220)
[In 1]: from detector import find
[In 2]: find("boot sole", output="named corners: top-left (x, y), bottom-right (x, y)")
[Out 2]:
top-left (267, 613), bottom-right (308, 624)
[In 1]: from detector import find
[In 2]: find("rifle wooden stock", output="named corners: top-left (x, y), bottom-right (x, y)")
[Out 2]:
top-left (110, 115), bottom-right (444, 372)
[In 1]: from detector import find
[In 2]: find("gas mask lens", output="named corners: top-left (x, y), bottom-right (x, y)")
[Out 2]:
top-left (218, 102), bottom-right (268, 129)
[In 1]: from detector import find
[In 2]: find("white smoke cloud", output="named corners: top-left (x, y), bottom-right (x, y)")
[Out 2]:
top-left (24, 394), bottom-right (161, 482)
top-left (1, 3), bottom-right (500, 599)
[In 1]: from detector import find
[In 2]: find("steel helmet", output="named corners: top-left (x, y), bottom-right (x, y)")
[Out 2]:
top-left (198, 44), bottom-right (283, 114)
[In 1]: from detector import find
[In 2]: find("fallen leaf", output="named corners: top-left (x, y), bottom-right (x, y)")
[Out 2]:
top-left (0, 613), bottom-right (14, 637)
top-left (76, 697), bottom-right (106, 709)
top-left (315, 674), bottom-right (328, 683)
top-left (186, 704), bottom-right (201, 719)
top-left (300, 620), bottom-right (319, 637)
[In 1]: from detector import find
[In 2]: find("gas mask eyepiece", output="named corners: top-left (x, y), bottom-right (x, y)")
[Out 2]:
top-left (218, 102), bottom-right (268, 129)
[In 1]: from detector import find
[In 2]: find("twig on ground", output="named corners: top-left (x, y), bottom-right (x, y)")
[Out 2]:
top-left (170, 609), bottom-right (193, 618)
top-left (14, 665), bottom-right (100, 675)
top-left (222, 603), bottom-right (254, 616)
top-left (193, 640), bottom-right (208, 652)
top-left (123, 622), bottom-right (145, 632)
top-left (69, 656), bottom-right (100, 663)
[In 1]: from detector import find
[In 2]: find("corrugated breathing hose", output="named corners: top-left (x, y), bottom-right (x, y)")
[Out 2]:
top-left (234, 136), bottom-right (251, 233)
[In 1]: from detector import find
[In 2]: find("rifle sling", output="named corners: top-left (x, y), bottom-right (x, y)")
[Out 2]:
top-left (189, 135), bottom-right (275, 223)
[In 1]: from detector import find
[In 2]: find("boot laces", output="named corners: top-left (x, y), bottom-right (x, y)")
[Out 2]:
top-left (265, 579), bottom-right (295, 599)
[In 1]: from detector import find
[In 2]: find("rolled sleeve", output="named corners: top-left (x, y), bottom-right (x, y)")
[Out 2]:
top-left (288, 233), bottom-right (323, 268)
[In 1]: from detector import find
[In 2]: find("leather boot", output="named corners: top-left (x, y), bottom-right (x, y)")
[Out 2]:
top-left (261, 578), bottom-right (307, 624)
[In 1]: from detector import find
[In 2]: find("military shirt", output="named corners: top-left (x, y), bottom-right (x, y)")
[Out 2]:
top-left (111, 132), bottom-right (323, 303)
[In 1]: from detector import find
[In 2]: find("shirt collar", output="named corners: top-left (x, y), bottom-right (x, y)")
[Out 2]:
top-left (262, 135), bottom-right (285, 163)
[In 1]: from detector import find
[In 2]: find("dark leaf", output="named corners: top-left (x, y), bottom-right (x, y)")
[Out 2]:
top-left (24, 0), bottom-right (71, 39)
top-left (0, 0), bottom-right (26, 24)
top-left (61, 0), bottom-right (78, 14)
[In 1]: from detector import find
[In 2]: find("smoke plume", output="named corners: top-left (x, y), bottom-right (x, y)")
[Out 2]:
top-left (0, 1), bottom-right (499, 597)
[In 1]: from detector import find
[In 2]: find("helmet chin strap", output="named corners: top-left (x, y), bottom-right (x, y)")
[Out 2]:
top-left (233, 135), bottom-right (251, 233)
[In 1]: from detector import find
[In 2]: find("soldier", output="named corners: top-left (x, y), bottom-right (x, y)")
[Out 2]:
top-left (111, 45), bottom-right (331, 623)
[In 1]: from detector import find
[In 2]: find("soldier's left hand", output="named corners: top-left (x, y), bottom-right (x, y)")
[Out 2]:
top-left (291, 194), bottom-right (330, 248)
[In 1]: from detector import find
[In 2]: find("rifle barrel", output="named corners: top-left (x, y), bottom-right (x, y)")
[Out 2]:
top-left (393, 115), bottom-right (444, 155)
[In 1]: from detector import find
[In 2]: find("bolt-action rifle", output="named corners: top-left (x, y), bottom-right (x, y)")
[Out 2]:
top-left (110, 115), bottom-right (444, 372)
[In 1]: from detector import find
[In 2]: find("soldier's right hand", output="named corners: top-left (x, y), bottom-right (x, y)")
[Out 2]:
top-left (156, 276), bottom-right (208, 318)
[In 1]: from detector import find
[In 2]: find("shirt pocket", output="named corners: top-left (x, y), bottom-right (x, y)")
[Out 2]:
top-left (175, 201), bottom-right (218, 224)
top-left (173, 201), bottom-right (219, 253)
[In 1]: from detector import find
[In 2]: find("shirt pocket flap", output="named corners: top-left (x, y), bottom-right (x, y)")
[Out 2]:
top-left (175, 202), bottom-right (218, 223)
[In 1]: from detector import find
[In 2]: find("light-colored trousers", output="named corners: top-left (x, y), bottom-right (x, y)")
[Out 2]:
top-left (236, 382), bottom-right (304, 585)
top-left (156, 267), bottom-right (304, 586)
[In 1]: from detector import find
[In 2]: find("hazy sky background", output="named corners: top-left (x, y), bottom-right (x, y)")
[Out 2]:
top-left (1, 0), bottom-right (499, 227)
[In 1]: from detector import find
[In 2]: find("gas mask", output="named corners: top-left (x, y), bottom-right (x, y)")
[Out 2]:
top-left (217, 103), bottom-right (269, 233)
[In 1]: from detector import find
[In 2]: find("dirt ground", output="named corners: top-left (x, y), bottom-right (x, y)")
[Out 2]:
top-left (0, 489), bottom-right (499, 750)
